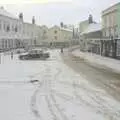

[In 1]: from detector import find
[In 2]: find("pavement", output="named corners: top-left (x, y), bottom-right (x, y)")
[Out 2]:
top-left (71, 48), bottom-right (120, 74)
top-left (0, 49), bottom-right (120, 120)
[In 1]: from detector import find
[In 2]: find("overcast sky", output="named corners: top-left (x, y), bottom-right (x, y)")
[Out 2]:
top-left (1, 0), bottom-right (120, 27)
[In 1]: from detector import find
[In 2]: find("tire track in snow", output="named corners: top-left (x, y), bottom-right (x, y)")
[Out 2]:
top-left (30, 63), bottom-right (62, 120)
top-left (55, 78), bottom-right (120, 120)
top-left (30, 82), bottom-right (44, 120)
top-left (30, 64), bottom-right (49, 120)
top-left (50, 93), bottom-right (69, 120)
top-left (72, 80), bottom-right (120, 120)
top-left (43, 65), bottom-right (69, 120)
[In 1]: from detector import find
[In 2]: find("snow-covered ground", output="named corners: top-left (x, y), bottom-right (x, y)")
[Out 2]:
top-left (72, 49), bottom-right (120, 74)
top-left (0, 50), bottom-right (120, 120)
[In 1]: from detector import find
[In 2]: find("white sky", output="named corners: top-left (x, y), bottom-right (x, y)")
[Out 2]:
top-left (1, 0), bottom-right (120, 27)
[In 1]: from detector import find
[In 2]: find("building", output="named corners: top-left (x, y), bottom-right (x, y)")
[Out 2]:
top-left (79, 15), bottom-right (95, 33)
top-left (102, 2), bottom-right (120, 39)
top-left (19, 15), bottom-right (41, 49)
top-left (0, 7), bottom-right (41, 51)
top-left (0, 7), bottom-right (23, 51)
top-left (39, 25), bottom-right (49, 46)
top-left (79, 20), bottom-right (89, 34)
top-left (80, 23), bottom-right (102, 53)
top-left (60, 27), bottom-right (73, 47)
top-left (79, 15), bottom-right (102, 53)
top-left (102, 2), bottom-right (120, 57)
top-left (48, 25), bottom-right (73, 48)
top-left (22, 22), bottom-right (41, 48)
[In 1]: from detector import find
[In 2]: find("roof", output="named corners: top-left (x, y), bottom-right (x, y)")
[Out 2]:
top-left (60, 28), bottom-right (73, 32)
top-left (49, 25), bottom-right (60, 30)
top-left (41, 25), bottom-right (48, 29)
top-left (102, 2), bottom-right (120, 14)
top-left (80, 23), bottom-right (102, 35)
top-left (79, 20), bottom-right (89, 25)
top-left (0, 7), bottom-right (18, 19)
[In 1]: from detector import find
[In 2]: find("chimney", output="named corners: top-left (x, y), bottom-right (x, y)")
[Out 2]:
top-left (19, 13), bottom-right (23, 21)
top-left (32, 16), bottom-right (35, 24)
top-left (88, 14), bottom-right (93, 24)
top-left (60, 22), bottom-right (64, 28)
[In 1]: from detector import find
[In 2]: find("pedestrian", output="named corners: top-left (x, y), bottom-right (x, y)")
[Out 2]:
top-left (61, 47), bottom-right (63, 53)
top-left (11, 52), bottom-right (13, 59)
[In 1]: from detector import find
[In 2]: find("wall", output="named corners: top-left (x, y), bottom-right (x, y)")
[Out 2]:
top-left (117, 3), bottom-right (120, 38)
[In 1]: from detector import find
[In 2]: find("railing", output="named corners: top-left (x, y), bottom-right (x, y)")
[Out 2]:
top-left (79, 38), bottom-right (120, 60)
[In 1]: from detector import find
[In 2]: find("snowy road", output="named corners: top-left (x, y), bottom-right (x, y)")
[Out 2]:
top-left (0, 50), bottom-right (120, 120)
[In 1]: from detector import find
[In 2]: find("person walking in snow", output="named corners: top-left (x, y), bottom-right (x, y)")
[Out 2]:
top-left (61, 47), bottom-right (63, 53)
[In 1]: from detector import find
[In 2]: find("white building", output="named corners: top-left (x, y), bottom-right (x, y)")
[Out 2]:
top-left (0, 7), bottom-right (73, 50)
top-left (79, 15), bottom-right (102, 53)
top-left (0, 7), bottom-right (41, 51)
top-left (39, 25), bottom-right (49, 46)
top-left (102, 2), bottom-right (120, 39)
top-left (80, 23), bottom-right (102, 53)
top-left (0, 7), bottom-right (23, 51)
top-left (22, 22), bottom-right (41, 48)
top-left (101, 2), bottom-right (120, 57)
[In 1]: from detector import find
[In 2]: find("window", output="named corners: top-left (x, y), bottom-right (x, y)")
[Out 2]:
top-left (43, 30), bottom-right (46, 35)
top-left (0, 20), bottom-right (2, 30)
top-left (54, 36), bottom-right (57, 40)
top-left (15, 25), bottom-right (18, 32)
top-left (2, 39), bottom-right (4, 48)
top-left (12, 25), bottom-right (14, 31)
top-left (54, 30), bottom-right (57, 34)
top-left (3, 23), bottom-right (6, 31)
top-left (5, 40), bottom-right (7, 48)
top-left (34, 39), bottom-right (36, 45)
top-left (7, 25), bottom-right (10, 32)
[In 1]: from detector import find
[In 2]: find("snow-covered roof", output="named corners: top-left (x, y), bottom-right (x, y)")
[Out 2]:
top-left (60, 28), bottom-right (73, 32)
top-left (0, 7), bottom-right (18, 19)
top-left (49, 25), bottom-right (60, 30)
top-left (81, 23), bottom-right (102, 35)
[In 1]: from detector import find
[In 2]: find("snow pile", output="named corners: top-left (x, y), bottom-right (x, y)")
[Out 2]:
top-left (72, 49), bottom-right (120, 73)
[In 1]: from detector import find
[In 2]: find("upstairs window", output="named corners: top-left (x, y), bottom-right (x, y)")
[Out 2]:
top-left (43, 30), bottom-right (46, 34)
top-left (54, 36), bottom-right (57, 40)
top-left (0, 20), bottom-right (2, 30)
top-left (15, 26), bottom-right (18, 32)
top-left (6, 25), bottom-right (10, 32)
top-left (54, 30), bottom-right (57, 34)
top-left (3, 23), bottom-right (6, 31)
top-left (12, 25), bottom-right (14, 31)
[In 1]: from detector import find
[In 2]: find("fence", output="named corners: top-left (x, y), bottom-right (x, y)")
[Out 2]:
top-left (80, 38), bottom-right (120, 59)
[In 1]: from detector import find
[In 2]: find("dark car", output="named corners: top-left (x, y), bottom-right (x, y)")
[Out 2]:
top-left (19, 49), bottom-right (50, 60)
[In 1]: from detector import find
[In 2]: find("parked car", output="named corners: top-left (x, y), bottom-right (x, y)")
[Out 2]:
top-left (19, 49), bottom-right (50, 60)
